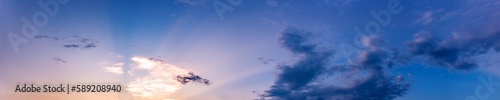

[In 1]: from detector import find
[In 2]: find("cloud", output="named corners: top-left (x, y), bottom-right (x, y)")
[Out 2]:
top-left (260, 27), bottom-right (331, 99)
top-left (35, 35), bottom-right (98, 49)
top-left (260, 27), bottom-right (409, 100)
top-left (63, 36), bottom-right (98, 49)
top-left (147, 57), bottom-right (164, 63)
top-left (127, 56), bottom-right (188, 97)
top-left (176, 72), bottom-right (211, 85)
top-left (103, 63), bottom-right (125, 74)
top-left (408, 0), bottom-right (500, 70)
top-left (52, 57), bottom-right (67, 63)
top-left (34, 35), bottom-right (59, 40)
top-left (406, 30), bottom-right (500, 71)
top-left (260, 1), bottom-right (499, 99)
top-left (63, 44), bottom-right (79, 48)
top-left (414, 11), bottom-right (435, 25)
top-left (257, 57), bottom-right (276, 65)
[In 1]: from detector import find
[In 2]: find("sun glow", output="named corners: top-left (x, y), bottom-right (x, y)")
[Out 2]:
top-left (100, 56), bottom-right (194, 98)
top-left (126, 56), bottom-right (190, 98)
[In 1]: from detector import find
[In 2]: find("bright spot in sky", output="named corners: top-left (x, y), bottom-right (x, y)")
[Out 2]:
top-left (102, 56), bottom-right (192, 98)
top-left (127, 56), bottom-right (190, 98)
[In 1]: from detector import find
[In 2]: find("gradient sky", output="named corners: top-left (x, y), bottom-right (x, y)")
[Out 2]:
top-left (1, 0), bottom-right (500, 100)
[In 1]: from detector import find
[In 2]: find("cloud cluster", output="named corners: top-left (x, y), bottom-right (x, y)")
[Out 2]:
top-left (406, 0), bottom-right (500, 71)
top-left (260, 28), bottom-right (409, 100)
top-left (263, 15), bottom-right (499, 99)
top-left (406, 31), bottom-right (500, 71)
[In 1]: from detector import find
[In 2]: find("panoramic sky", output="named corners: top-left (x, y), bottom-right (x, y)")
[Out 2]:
top-left (1, 0), bottom-right (500, 100)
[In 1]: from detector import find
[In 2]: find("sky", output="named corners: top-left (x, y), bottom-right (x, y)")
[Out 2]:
top-left (0, 0), bottom-right (500, 100)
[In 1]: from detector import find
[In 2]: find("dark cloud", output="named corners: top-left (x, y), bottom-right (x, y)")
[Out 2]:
top-left (175, 72), bottom-right (211, 85)
top-left (278, 28), bottom-right (317, 54)
top-left (34, 35), bottom-right (51, 39)
top-left (34, 35), bottom-right (60, 40)
top-left (63, 44), bottom-right (80, 48)
top-left (64, 36), bottom-right (98, 49)
top-left (406, 31), bottom-right (500, 70)
top-left (266, 28), bottom-right (332, 99)
top-left (34, 35), bottom-right (98, 49)
top-left (83, 43), bottom-right (97, 49)
top-left (148, 57), bottom-right (164, 63)
top-left (260, 27), bottom-right (409, 100)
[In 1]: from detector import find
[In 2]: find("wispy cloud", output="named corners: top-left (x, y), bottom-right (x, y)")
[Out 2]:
top-left (103, 63), bottom-right (125, 74)
top-left (257, 57), bottom-right (275, 65)
top-left (414, 11), bottom-right (435, 25)
top-left (34, 35), bottom-right (98, 49)
top-left (52, 57), bottom-right (67, 63)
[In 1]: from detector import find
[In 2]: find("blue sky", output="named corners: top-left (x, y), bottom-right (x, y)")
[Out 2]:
top-left (1, 0), bottom-right (500, 100)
